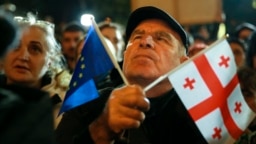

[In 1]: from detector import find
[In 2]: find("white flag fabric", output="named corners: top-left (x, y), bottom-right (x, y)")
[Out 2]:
top-left (168, 39), bottom-right (255, 144)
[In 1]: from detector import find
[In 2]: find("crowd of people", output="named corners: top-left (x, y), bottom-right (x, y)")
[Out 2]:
top-left (1, 4), bottom-right (256, 144)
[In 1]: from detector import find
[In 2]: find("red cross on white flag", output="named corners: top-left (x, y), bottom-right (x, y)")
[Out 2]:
top-left (167, 39), bottom-right (255, 144)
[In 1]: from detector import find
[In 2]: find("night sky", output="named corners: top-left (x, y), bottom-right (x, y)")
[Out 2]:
top-left (0, 0), bottom-right (131, 26)
top-left (1, 0), bottom-right (256, 34)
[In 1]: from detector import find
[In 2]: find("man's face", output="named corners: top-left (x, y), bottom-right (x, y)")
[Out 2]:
top-left (101, 27), bottom-right (120, 55)
top-left (123, 19), bottom-right (187, 85)
top-left (61, 31), bottom-right (84, 59)
top-left (238, 29), bottom-right (253, 41)
top-left (241, 84), bottom-right (256, 113)
top-left (229, 42), bottom-right (246, 68)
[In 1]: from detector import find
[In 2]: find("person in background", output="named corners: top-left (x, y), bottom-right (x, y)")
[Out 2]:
top-left (1, 14), bottom-right (71, 129)
top-left (234, 22), bottom-right (256, 42)
top-left (0, 9), bottom-right (19, 73)
top-left (74, 35), bottom-right (86, 62)
top-left (191, 33), bottom-right (208, 45)
top-left (55, 6), bottom-right (208, 144)
top-left (60, 22), bottom-right (87, 73)
top-left (227, 37), bottom-right (247, 68)
top-left (98, 17), bottom-right (125, 62)
top-left (187, 42), bottom-right (208, 57)
top-left (73, 18), bottom-right (125, 89)
top-left (97, 18), bottom-right (125, 87)
top-left (0, 11), bottom-right (56, 144)
top-left (74, 32), bottom-right (121, 90)
top-left (235, 66), bottom-right (256, 144)
top-left (246, 31), bottom-right (256, 70)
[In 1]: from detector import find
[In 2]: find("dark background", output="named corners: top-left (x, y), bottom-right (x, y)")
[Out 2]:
top-left (1, 0), bottom-right (256, 34)
top-left (0, 0), bottom-right (131, 26)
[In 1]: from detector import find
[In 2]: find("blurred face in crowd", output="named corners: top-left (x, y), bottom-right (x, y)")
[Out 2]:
top-left (187, 43), bottom-right (207, 57)
top-left (75, 38), bottom-right (85, 62)
top-left (238, 67), bottom-right (256, 113)
top-left (101, 26), bottom-right (123, 57)
top-left (3, 26), bottom-right (51, 88)
top-left (240, 80), bottom-right (256, 113)
top-left (229, 42), bottom-right (246, 68)
top-left (61, 31), bottom-right (84, 60)
top-left (242, 86), bottom-right (256, 113)
top-left (238, 29), bottom-right (253, 41)
top-left (123, 19), bottom-right (187, 87)
top-left (75, 36), bottom-right (116, 63)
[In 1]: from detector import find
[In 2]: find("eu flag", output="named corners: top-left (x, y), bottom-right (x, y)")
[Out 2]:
top-left (59, 24), bottom-right (114, 114)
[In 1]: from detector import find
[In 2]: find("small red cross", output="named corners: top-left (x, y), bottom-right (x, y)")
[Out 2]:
top-left (212, 127), bottom-right (222, 140)
top-left (234, 102), bottom-right (242, 114)
top-left (218, 55), bottom-right (230, 68)
top-left (183, 77), bottom-right (195, 90)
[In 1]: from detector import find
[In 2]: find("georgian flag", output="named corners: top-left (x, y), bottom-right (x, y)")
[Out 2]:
top-left (168, 39), bottom-right (255, 143)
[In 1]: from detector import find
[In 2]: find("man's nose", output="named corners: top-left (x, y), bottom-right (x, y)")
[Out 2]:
top-left (71, 41), bottom-right (77, 48)
top-left (139, 35), bottom-right (155, 48)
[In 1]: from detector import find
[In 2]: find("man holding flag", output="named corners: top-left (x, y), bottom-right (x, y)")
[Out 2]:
top-left (56, 6), bottom-right (254, 144)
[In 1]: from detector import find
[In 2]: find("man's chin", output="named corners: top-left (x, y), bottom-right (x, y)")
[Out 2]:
top-left (127, 72), bottom-right (158, 84)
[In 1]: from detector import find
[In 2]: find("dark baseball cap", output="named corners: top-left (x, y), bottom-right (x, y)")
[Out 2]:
top-left (125, 6), bottom-right (188, 51)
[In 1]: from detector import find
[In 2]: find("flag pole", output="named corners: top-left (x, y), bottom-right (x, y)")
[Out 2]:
top-left (91, 18), bottom-right (129, 85)
top-left (143, 36), bottom-right (228, 92)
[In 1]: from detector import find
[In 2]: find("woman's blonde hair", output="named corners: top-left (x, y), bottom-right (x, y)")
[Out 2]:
top-left (14, 13), bottom-right (66, 77)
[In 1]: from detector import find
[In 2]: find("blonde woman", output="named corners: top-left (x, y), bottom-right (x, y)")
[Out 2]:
top-left (1, 14), bottom-right (71, 129)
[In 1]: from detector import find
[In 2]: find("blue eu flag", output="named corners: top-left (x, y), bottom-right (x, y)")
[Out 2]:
top-left (59, 24), bottom-right (114, 114)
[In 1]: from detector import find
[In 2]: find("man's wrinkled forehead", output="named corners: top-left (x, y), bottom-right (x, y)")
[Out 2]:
top-left (129, 19), bottom-right (183, 43)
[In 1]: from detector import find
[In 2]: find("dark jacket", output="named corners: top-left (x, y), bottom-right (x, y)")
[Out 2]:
top-left (55, 87), bottom-right (207, 144)
top-left (0, 74), bottom-right (57, 144)
top-left (0, 85), bottom-right (56, 144)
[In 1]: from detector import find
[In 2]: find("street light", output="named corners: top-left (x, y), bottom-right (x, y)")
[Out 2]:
top-left (80, 14), bottom-right (94, 27)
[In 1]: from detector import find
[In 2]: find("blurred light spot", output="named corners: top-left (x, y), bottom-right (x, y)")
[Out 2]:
top-left (217, 23), bottom-right (226, 39)
top-left (80, 14), bottom-right (94, 27)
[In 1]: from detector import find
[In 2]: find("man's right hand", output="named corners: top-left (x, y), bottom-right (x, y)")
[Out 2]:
top-left (89, 85), bottom-right (150, 144)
